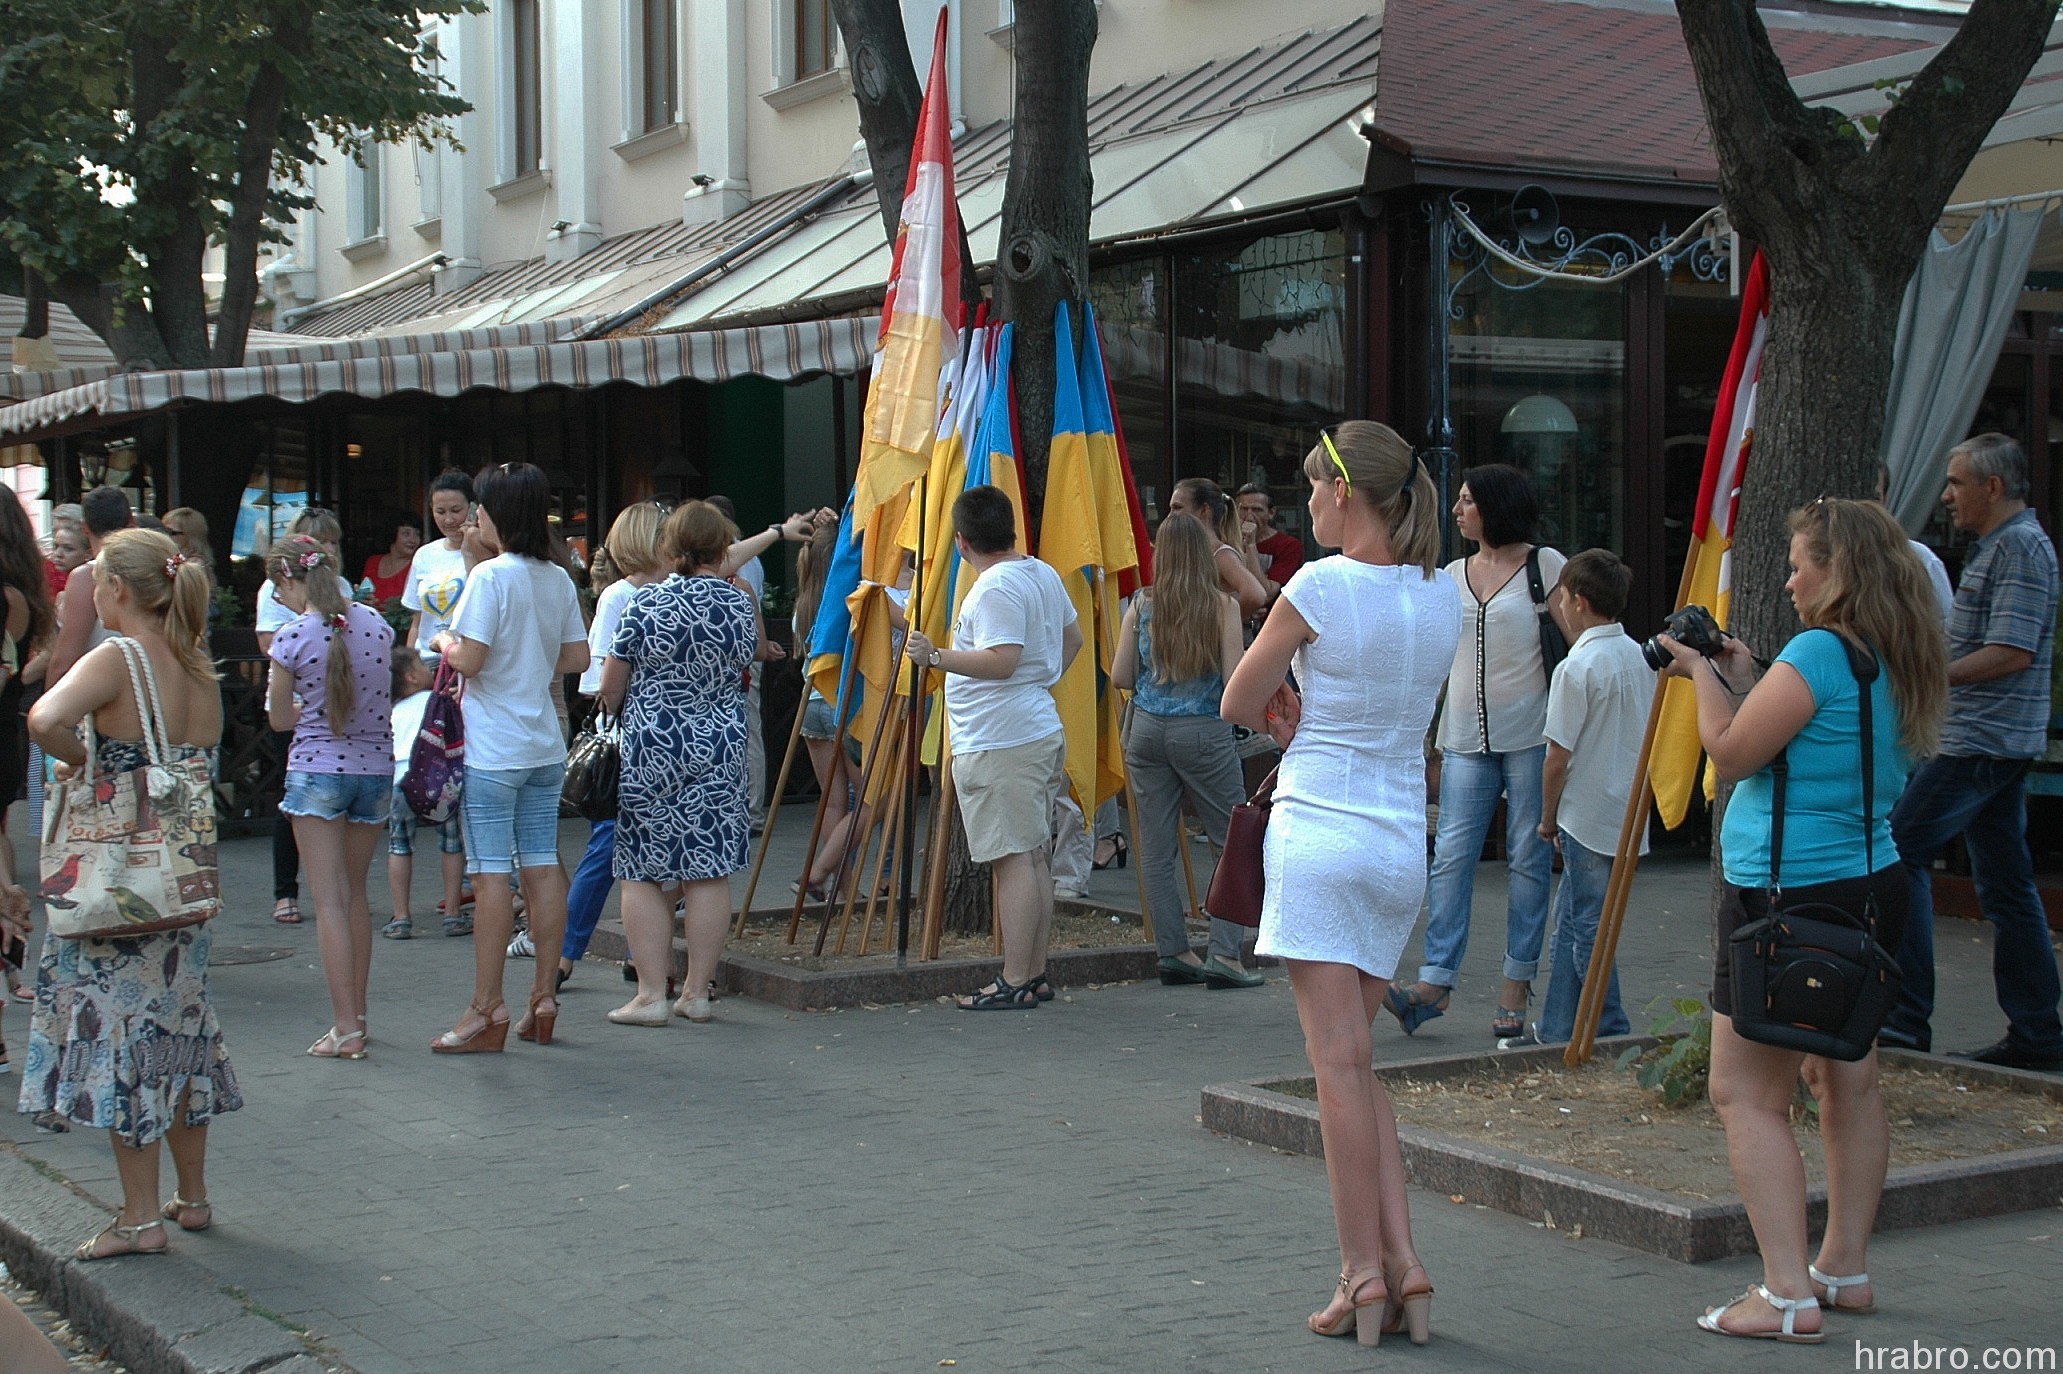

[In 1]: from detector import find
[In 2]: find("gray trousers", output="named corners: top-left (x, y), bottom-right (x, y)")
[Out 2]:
top-left (1124, 709), bottom-right (1246, 961)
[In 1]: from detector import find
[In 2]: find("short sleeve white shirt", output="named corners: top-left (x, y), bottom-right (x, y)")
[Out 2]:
top-left (944, 556), bottom-right (1075, 754)
top-left (447, 553), bottom-right (587, 771)
top-left (1543, 623), bottom-right (1651, 857)
top-left (402, 540), bottom-right (470, 653)
top-left (580, 577), bottom-right (639, 695)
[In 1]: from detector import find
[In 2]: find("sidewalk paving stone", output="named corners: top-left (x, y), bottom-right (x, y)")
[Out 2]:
top-left (5, 814), bottom-right (2060, 1371)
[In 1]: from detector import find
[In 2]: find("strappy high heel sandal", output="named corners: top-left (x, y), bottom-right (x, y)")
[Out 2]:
top-left (162, 1196), bottom-right (212, 1232)
top-left (1381, 1264), bottom-right (1435, 1345)
top-left (75, 1217), bottom-right (166, 1261)
top-left (516, 991), bottom-right (558, 1045)
top-left (1309, 1269), bottom-right (1387, 1346)
top-left (1492, 984), bottom-right (1531, 1040)
top-left (1695, 1285), bottom-right (1823, 1343)
top-left (1809, 1265), bottom-right (1875, 1314)
top-left (1384, 983), bottom-right (1450, 1035)
top-left (430, 1001), bottom-right (508, 1054)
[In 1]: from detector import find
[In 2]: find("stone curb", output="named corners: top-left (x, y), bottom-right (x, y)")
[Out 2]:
top-left (0, 1149), bottom-right (344, 1374)
top-left (1202, 1041), bottom-right (2063, 1264)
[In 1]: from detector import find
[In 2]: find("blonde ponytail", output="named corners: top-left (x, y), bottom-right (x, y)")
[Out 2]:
top-left (1302, 420), bottom-right (1442, 576)
top-left (269, 535), bottom-right (357, 736)
top-left (94, 530), bottom-right (220, 682)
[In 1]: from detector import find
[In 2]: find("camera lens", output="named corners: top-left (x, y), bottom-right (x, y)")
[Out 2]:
top-left (1640, 635), bottom-right (1672, 672)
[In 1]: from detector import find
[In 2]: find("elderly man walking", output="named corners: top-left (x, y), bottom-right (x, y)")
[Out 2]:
top-left (1884, 433), bottom-right (2062, 1071)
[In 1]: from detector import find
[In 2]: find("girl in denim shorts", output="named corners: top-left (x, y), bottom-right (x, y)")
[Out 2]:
top-left (267, 536), bottom-right (394, 1062)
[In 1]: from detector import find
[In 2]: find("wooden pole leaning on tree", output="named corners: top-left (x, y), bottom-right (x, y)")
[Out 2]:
top-left (920, 758), bottom-right (956, 960)
top-left (814, 678), bottom-right (907, 956)
top-left (736, 683), bottom-right (811, 939)
top-left (786, 594), bottom-right (877, 944)
top-left (842, 695), bottom-right (911, 954)
top-left (857, 744), bottom-right (913, 956)
top-left (1564, 530), bottom-right (1705, 1065)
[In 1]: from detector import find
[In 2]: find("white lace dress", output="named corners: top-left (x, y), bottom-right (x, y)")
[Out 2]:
top-left (1258, 557), bottom-right (1461, 978)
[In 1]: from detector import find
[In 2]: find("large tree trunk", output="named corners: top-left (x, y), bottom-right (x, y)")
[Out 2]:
top-left (993, 0), bottom-right (1096, 525)
top-left (128, 31), bottom-right (212, 368)
top-left (213, 6), bottom-right (314, 366)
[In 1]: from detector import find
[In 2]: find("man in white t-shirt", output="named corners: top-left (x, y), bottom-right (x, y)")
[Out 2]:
top-left (904, 486), bottom-right (1082, 1011)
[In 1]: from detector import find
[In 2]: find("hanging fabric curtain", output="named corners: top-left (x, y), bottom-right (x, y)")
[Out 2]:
top-left (1879, 202), bottom-right (2050, 533)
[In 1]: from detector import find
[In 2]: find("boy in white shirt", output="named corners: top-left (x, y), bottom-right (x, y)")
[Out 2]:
top-left (904, 486), bottom-right (1082, 1011)
top-left (383, 647), bottom-right (468, 939)
top-left (1536, 550), bottom-right (1648, 1044)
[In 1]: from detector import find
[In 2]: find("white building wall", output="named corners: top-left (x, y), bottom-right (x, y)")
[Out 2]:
top-left (269, 0), bottom-right (1369, 315)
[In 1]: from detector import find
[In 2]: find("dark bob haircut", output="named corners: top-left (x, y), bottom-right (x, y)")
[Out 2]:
top-left (474, 462), bottom-right (554, 560)
top-left (952, 485), bottom-right (1017, 555)
top-left (1460, 463), bottom-right (1538, 549)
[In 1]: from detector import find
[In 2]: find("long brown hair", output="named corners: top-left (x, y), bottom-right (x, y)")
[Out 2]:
top-left (268, 534), bottom-right (358, 736)
top-left (1302, 420), bottom-right (1441, 575)
top-left (1145, 514), bottom-right (1225, 685)
top-left (793, 518), bottom-right (841, 653)
top-left (94, 529), bottom-right (217, 682)
top-left (1787, 499), bottom-right (1947, 759)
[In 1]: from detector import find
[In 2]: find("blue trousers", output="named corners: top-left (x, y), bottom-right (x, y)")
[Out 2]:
top-left (1887, 754), bottom-right (2063, 1054)
top-left (563, 819), bottom-right (617, 963)
top-left (1419, 746), bottom-right (1553, 988)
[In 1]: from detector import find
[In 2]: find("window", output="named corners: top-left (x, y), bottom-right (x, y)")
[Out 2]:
top-left (511, 0), bottom-right (542, 178)
top-left (347, 144), bottom-right (383, 243)
top-left (795, 0), bottom-right (835, 80)
top-left (414, 31), bottom-right (444, 224)
top-left (641, 0), bottom-right (679, 131)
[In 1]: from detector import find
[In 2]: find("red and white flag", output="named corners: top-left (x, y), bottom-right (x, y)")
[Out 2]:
top-left (853, 8), bottom-right (964, 529)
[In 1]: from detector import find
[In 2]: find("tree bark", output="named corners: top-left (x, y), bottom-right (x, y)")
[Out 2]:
top-left (127, 30), bottom-right (213, 369)
top-left (1675, 0), bottom-right (2059, 657)
top-left (994, 0), bottom-right (1097, 527)
top-left (213, 4), bottom-right (315, 366)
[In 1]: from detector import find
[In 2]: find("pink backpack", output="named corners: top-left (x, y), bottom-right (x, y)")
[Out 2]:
top-left (401, 661), bottom-right (465, 824)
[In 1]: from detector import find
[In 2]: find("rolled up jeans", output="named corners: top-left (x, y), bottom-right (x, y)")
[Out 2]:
top-left (1125, 709), bottom-right (1246, 962)
top-left (1419, 745), bottom-right (1553, 988)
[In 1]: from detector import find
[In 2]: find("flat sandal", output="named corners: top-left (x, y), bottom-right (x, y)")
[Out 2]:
top-left (76, 1217), bottom-right (166, 1261)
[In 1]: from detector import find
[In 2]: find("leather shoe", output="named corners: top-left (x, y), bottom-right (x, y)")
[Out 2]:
top-left (1157, 956), bottom-right (1207, 986)
top-left (1951, 1036), bottom-right (2063, 1073)
top-left (1200, 956), bottom-right (1264, 989)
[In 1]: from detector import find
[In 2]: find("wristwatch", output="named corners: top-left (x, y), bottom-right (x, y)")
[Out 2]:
top-left (928, 647), bottom-right (943, 668)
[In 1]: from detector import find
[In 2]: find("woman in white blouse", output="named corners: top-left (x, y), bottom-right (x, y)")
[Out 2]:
top-left (1388, 464), bottom-right (1564, 1040)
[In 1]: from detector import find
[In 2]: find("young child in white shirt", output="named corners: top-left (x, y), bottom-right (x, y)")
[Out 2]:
top-left (383, 647), bottom-right (467, 939)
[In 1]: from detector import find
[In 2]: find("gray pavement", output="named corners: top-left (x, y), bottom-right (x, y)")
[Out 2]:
top-left (5, 804), bottom-right (2061, 1373)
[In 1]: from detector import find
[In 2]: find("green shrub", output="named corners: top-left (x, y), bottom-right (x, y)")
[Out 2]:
top-left (1617, 996), bottom-right (1711, 1107)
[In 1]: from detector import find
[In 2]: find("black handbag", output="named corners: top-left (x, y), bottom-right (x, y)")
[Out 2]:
top-left (562, 706), bottom-right (621, 822)
top-left (1727, 631), bottom-right (1902, 1062)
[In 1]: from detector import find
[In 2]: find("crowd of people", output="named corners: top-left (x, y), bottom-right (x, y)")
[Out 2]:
top-left (0, 427), bottom-right (2058, 1352)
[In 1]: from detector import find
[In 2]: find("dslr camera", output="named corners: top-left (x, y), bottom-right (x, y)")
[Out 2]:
top-left (1641, 604), bottom-right (1726, 672)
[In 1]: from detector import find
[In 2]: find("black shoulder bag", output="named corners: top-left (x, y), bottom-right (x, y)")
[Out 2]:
top-left (562, 704), bottom-right (621, 822)
top-left (1726, 632), bottom-right (1903, 1062)
top-left (1524, 547), bottom-right (1569, 684)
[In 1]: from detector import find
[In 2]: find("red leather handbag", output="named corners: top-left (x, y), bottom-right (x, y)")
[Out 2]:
top-left (1204, 767), bottom-right (1278, 927)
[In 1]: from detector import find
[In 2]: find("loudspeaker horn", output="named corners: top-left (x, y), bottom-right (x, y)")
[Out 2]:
top-left (1510, 185), bottom-right (1560, 246)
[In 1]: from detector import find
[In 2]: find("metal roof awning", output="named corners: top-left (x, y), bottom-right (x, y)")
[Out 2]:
top-left (0, 316), bottom-right (878, 444)
top-left (1793, 17), bottom-right (2063, 151)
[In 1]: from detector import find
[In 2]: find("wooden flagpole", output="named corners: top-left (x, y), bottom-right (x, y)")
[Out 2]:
top-left (736, 686), bottom-right (809, 938)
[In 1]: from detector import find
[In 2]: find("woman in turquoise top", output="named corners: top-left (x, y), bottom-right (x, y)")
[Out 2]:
top-left (1656, 498), bottom-right (1945, 1343)
top-left (1112, 513), bottom-right (1259, 988)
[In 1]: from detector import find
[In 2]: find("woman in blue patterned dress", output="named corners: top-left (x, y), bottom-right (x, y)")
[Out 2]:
top-left (599, 501), bottom-right (758, 1028)
top-left (22, 530), bottom-right (242, 1259)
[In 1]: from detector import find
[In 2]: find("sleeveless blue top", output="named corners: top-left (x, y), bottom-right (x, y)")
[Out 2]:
top-left (1133, 597), bottom-right (1224, 718)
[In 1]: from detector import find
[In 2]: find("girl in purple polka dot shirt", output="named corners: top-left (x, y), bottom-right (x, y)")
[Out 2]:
top-left (267, 536), bottom-right (393, 1062)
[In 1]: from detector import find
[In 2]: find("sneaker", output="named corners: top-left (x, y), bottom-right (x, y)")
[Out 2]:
top-left (507, 931), bottom-right (536, 958)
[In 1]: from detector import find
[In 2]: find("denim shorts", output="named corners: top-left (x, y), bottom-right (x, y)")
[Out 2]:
top-left (462, 763), bottom-right (565, 875)
top-left (387, 782), bottom-right (465, 857)
top-left (281, 771), bottom-right (393, 826)
top-left (800, 694), bottom-right (837, 740)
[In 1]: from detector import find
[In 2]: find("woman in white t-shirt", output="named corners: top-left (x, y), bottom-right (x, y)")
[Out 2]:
top-left (428, 463), bottom-right (590, 1055)
top-left (404, 471), bottom-right (475, 657)
top-left (559, 501), bottom-right (666, 989)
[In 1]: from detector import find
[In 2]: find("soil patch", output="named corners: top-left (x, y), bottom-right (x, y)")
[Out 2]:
top-left (725, 904), bottom-right (1159, 973)
top-left (1272, 1058), bottom-right (2063, 1202)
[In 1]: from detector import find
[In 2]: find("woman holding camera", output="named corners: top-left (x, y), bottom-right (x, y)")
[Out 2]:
top-left (1391, 464), bottom-right (1563, 1039)
top-left (1656, 498), bottom-right (1943, 1341)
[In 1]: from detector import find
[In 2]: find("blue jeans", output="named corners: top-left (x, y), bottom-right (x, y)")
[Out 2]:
top-left (1536, 832), bottom-right (1628, 1044)
top-left (1419, 746), bottom-right (1553, 988)
top-left (563, 818), bottom-right (617, 962)
top-left (1887, 753), bottom-right (2063, 1054)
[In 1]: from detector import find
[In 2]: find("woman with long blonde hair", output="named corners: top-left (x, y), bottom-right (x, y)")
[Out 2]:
top-left (265, 535), bottom-right (393, 1060)
top-left (24, 529), bottom-right (241, 1257)
top-left (558, 501), bottom-right (668, 987)
top-left (1657, 497), bottom-right (1944, 1342)
top-left (1222, 421), bottom-right (1455, 1347)
top-left (1112, 513), bottom-right (1257, 987)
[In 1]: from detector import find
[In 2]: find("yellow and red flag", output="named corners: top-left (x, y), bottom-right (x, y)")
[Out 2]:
top-left (852, 8), bottom-right (963, 532)
top-left (1652, 251), bottom-right (1768, 829)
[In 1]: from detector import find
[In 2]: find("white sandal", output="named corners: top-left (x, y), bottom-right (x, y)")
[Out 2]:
top-left (1809, 1265), bottom-right (1875, 1314)
top-left (1696, 1284), bottom-right (1823, 1343)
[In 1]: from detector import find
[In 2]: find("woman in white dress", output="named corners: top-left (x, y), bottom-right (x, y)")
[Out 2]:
top-left (1223, 420), bottom-right (1459, 1349)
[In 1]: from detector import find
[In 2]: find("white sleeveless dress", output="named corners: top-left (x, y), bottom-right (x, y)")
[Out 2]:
top-left (1257, 557), bottom-right (1461, 978)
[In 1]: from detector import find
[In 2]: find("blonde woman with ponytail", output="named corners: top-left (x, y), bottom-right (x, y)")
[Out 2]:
top-left (1222, 421), bottom-right (1457, 1348)
top-left (25, 529), bottom-right (242, 1260)
top-left (265, 535), bottom-right (394, 1061)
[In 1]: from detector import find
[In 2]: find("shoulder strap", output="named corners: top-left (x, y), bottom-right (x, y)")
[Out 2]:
top-left (1524, 546), bottom-right (1548, 606)
top-left (1765, 629), bottom-right (1880, 899)
top-left (112, 636), bottom-right (171, 768)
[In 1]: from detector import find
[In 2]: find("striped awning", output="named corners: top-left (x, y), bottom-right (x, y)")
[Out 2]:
top-left (0, 316), bottom-right (877, 442)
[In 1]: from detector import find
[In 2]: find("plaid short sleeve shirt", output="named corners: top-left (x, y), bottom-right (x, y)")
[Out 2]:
top-left (1942, 508), bottom-right (2059, 759)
